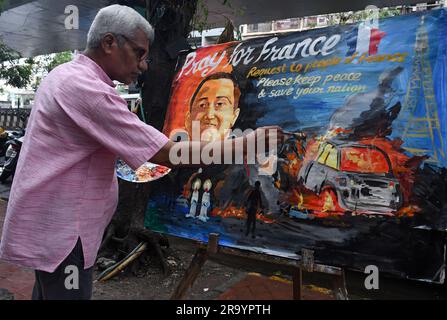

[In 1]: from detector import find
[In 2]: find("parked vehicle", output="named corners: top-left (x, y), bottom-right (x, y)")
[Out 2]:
top-left (0, 130), bottom-right (25, 183)
top-left (0, 128), bottom-right (9, 157)
top-left (297, 139), bottom-right (403, 214)
top-left (0, 129), bottom-right (23, 159)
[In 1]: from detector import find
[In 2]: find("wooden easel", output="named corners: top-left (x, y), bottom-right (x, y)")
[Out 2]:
top-left (170, 233), bottom-right (348, 300)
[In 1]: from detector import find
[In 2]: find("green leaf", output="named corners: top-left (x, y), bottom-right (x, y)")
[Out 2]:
top-left (45, 51), bottom-right (72, 72)
top-left (0, 41), bottom-right (34, 88)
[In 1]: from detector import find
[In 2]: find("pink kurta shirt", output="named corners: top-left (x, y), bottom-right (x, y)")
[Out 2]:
top-left (0, 54), bottom-right (169, 272)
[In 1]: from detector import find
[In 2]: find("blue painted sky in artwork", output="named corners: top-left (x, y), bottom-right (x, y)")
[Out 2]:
top-left (237, 9), bottom-right (447, 166)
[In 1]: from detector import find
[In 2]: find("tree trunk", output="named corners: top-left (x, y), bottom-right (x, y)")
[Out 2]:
top-left (98, 0), bottom-right (198, 274)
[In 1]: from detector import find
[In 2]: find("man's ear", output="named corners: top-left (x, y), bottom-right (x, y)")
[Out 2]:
top-left (231, 108), bottom-right (240, 126)
top-left (101, 33), bottom-right (116, 54)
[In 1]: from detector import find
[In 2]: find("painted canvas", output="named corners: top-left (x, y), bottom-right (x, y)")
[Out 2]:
top-left (145, 9), bottom-right (447, 283)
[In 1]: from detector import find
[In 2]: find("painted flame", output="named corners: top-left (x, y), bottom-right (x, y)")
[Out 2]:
top-left (211, 204), bottom-right (275, 223)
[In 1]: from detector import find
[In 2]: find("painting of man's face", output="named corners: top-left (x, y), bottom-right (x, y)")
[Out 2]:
top-left (186, 78), bottom-right (240, 141)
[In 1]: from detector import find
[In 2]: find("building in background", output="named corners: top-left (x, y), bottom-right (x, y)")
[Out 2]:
top-left (240, 2), bottom-right (442, 40)
top-left (186, 1), bottom-right (444, 47)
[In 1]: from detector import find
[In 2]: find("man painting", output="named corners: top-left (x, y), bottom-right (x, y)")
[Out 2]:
top-left (0, 5), bottom-right (283, 300)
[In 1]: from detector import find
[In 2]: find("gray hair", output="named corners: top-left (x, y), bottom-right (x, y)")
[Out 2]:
top-left (86, 4), bottom-right (154, 50)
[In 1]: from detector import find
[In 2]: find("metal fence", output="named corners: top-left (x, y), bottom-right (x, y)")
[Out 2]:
top-left (0, 108), bottom-right (31, 130)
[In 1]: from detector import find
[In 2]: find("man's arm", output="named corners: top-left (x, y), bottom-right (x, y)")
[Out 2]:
top-left (150, 126), bottom-right (283, 168)
top-left (150, 139), bottom-right (240, 168)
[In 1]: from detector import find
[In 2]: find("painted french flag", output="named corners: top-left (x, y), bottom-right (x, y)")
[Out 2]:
top-left (346, 22), bottom-right (386, 56)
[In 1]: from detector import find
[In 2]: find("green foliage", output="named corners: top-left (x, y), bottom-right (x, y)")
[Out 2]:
top-left (0, 40), bottom-right (20, 61)
top-left (353, 7), bottom-right (401, 21)
top-left (0, 2), bottom-right (35, 89)
top-left (1, 61), bottom-right (33, 88)
top-left (45, 51), bottom-right (73, 73)
top-left (27, 51), bottom-right (72, 90)
top-left (0, 42), bottom-right (35, 88)
top-left (192, 0), bottom-right (211, 34)
top-left (0, 11), bottom-right (71, 91)
top-left (379, 8), bottom-right (401, 18)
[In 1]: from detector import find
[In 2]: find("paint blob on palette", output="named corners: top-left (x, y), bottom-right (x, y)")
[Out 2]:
top-left (116, 159), bottom-right (171, 183)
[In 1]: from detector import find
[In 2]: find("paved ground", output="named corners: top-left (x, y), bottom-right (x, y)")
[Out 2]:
top-left (217, 273), bottom-right (335, 300)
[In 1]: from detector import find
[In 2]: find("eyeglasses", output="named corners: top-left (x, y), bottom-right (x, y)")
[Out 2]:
top-left (116, 34), bottom-right (151, 65)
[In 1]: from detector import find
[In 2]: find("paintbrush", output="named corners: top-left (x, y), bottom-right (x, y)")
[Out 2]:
top-left (282, 130), bottom-right (306, 139)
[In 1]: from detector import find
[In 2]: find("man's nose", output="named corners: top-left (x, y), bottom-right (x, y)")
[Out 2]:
top-left (204, 103), bottom-right (216, 118)
top-left (138, 60), bottom-right (148, 72)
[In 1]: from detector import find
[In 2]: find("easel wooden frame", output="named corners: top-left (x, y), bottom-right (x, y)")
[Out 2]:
top-left (170, 233), bottom-right (348, 300)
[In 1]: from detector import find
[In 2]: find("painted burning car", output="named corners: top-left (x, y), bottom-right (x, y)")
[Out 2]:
top-left (297, 139), bottom-right (403, 214)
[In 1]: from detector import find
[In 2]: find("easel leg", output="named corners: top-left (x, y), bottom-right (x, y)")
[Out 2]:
top-left (170, 234), bottom-right (220, 300)
top-left (292, 267), bottom-right (303, 300)
top-left (170, 248), bottom-right (208, 300)
top-left (332, 269), bottom-right (348, 300)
